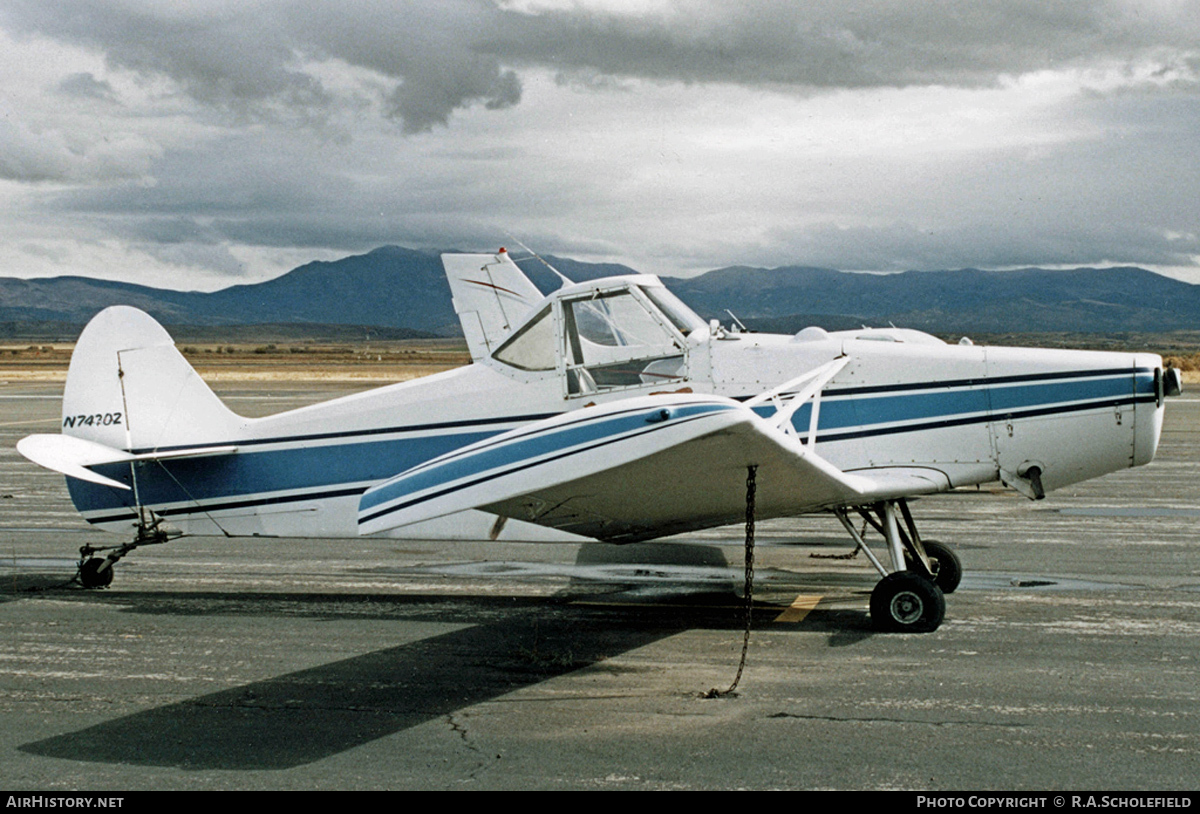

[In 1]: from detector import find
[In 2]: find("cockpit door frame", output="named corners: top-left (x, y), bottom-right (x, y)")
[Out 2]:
top-left (557, 283), bottom-right (690, 400)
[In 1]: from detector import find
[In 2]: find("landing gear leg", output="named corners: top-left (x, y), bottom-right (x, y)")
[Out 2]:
top-left (835, 499), bottom-right (952, 633)
top-left (76, 509), bottom-right (172, 589)
top-left (896, 500), bottom-right (961, 594)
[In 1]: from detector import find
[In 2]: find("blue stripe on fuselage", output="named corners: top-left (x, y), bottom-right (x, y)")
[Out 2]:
top-left (71, 368), bottom-right (1154, 523)
top-left (774, 370), bottom-right (1145, 431)
top-left (69, 429), bottom-right (494, 516)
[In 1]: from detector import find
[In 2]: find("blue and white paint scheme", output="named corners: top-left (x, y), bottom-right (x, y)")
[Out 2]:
top-left (16, 248), bottom-right (1182, 630)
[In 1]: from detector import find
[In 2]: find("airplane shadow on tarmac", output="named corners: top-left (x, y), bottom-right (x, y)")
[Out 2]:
top-left (18, 542), bottom-right (875, 770)
top-left (22, 599), bottom-right (688, 770)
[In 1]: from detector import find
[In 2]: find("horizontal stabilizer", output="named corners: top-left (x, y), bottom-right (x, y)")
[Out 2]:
top-left (17, 434), bottom-right (135, 489)
top-left (17, 433), bottom-right (237, 490)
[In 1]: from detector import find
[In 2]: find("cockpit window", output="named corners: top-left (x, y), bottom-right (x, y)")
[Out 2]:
top-left (492, 305), bottom-right (554, 371)
top-left (490, 284), bottom-right (691, 394)
top-left (562, 289), bottom-right (686, 394)
top-left (565, 291), bottom-right (678, 358)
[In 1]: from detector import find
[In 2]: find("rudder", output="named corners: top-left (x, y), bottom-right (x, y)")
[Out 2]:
top-left (442, 249), bottom-right (545, 362)
top-left (62, 306), bottom-right (243, 452)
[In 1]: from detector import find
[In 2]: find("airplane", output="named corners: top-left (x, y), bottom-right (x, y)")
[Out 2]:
top-left (16, 248), bottom-right (1184, 633)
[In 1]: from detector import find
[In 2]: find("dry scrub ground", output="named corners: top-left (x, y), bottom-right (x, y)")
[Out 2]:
top-left (2, 337), bottom-right (1198, 384)
top-left (0, 340), bottom-right (473, 384)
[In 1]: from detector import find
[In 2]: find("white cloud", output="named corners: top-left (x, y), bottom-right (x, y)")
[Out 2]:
top-left (0, 1), bottom-right (1197, 288)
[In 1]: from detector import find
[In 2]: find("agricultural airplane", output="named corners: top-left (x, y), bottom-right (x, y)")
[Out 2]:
top-left (17, 249), bottom-right (1183, 632)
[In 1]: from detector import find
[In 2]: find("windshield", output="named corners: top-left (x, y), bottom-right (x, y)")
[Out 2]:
top-left (641, 285), bottom-right (706, 337)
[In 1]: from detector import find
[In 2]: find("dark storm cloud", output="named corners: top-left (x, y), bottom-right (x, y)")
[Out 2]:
top-left (763, 220), bottom-right (1200, 274)
top-left (0, 0), bottom-right (518, 132)
top-left (3, 1), bottom-right (1199, 285)
top-left (3, 1), bottom-right (1196, 132)
top-left (58, 72), bottom-right (117, 101)
top-left (495, 2), bottom-right (1102, 88)
top-left (285, 1), bottom-right (526, 132)
top-left (1, 2), bottom-right (329, 115)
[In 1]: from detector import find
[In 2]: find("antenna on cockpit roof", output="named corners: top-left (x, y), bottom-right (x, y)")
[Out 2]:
top-left (505, 235), bottom-right (574, 286)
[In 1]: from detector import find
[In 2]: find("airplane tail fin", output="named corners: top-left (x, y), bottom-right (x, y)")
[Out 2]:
top-left (442, 249), bottom-right (545, 362)
top-left (60, 305), bottom-right (243, 452)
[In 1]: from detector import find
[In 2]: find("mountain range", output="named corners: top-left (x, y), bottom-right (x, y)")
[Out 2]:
top-left (2, 244), bottom-right (1198, 337)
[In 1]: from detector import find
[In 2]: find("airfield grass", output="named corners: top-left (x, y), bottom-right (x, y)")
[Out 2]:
top-left (1, 334), bottom-right (1199, 383)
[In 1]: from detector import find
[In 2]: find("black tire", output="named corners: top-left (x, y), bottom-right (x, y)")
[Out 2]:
top-left (923, 540), bottom-right (962, 594)
top-left (79, 557), bottom-right (114, 589)
top-left (870, 570), bottom-right (945, 633)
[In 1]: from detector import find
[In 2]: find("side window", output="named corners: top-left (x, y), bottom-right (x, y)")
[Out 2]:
top-left (562, 290), bottom-right (686, 394)
top-left (492, 306), bottom-right (555, 371)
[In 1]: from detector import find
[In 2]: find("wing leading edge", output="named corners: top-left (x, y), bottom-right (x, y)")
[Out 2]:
top-left (357, 392), bottom-right (950, 543)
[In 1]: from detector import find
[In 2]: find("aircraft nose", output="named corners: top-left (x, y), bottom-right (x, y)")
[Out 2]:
top-left (1133, 360), bottom-right (1174, 468)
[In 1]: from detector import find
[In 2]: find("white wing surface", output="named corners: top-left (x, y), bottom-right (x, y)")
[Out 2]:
top-left (357, 393), bottom-right (950, 543)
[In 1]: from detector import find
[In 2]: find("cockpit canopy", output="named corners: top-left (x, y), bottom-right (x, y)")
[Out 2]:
top-left (490, 276), bottom-right (706, 397)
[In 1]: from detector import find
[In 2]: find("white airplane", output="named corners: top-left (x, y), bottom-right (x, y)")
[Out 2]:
top-left (16, 249), bottom-right (1183, 632)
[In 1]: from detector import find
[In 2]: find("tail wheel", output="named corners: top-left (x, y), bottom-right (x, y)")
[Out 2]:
top-left (870, 570), bottom-right (945, 633)
top-left (79, 557), bottom-right (114, 589)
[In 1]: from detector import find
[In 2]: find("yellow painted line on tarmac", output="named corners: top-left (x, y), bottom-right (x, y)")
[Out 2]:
top-left (774, 594), bottom-right (823, 623)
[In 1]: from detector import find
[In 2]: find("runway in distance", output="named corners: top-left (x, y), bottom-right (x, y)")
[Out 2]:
top-left (16, 248), bottom-right (1184, 632)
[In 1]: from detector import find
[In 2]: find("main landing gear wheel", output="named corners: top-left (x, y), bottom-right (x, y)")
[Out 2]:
top-left (922, 540), bottom-right (962, 594)
top-left (870, 570), bottom-right (945, 633)
top-left (78, 557), bottom-right (114, 589)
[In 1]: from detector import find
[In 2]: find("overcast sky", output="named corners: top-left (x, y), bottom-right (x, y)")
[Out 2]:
top-left (1, 0), bottom-right (1198, 290)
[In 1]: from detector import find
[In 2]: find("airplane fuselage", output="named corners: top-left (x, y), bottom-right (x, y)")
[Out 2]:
top-left (66, 319), bottom-right (1164, 542)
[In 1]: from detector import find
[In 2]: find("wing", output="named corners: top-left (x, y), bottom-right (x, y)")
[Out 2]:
top-left (357, 392), bottom-right (950, 543)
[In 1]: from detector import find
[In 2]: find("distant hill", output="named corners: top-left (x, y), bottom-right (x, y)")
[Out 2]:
top-left (665, 265), bottom-right (1200, 334)
top-left (0, 246), bottom-right (464, 334)
top-left (1, 245), bottom-right (1199, 336)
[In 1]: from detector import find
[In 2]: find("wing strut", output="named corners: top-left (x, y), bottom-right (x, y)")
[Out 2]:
top-left (744, 355), bottom-right (850, 446)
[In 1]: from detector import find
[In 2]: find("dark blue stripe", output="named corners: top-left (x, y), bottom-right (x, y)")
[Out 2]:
top-left (69, 430), bottom-right (494, 515)
top-left (72, 368), bottom-right (1153, 524)
top-left (360, 405), bottom-right (733, 523)
top-left (130, 411), bottom-right (558, 455)
top-left (360, 400), bottom-right (734, 514)
top-left (760, 370), bottom-right (1145, 432)
top-left (808, 394), bottom-right (1151, 445)
top-left (80, 486), bottom-right (368, 525)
